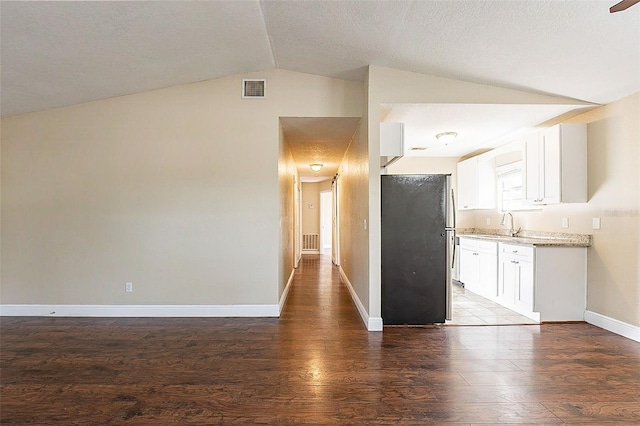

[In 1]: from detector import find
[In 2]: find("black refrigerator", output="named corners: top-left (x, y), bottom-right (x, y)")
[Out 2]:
top-left (381, 174), bottom-right (455, 325)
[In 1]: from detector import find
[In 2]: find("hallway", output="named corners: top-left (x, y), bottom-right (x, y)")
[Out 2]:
top-left (1, 255), bottom-right (640, 424)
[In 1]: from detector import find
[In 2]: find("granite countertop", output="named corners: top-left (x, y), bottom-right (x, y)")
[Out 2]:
top-left (456, 228), bottom-right (592, 247)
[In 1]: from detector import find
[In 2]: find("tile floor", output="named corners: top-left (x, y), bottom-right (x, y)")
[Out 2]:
top-left (446, 283), bottom-right (538, 325)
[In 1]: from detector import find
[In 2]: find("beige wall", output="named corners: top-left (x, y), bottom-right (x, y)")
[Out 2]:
top-left (1, 69), bottom-right (362, 306)
top-left (301, 182), bottom-right (320, 235)
top-left (365, 65), bottom-right (592, 322)
top-left (470, 93), bottom-right (640, 327)
top-left (338, 75), bottom-right (370, 314)
top-left (301, 181), bottom-right (332, 242)
top-left (339, 122), bottom-right (370, 311)
top-left (278, 123), bottom-right (297, 300)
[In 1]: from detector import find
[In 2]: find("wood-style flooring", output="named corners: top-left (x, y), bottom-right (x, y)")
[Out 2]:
top-left (1, 255), bottom-right (640, 424)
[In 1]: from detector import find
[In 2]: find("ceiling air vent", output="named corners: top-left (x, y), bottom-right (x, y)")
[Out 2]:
top-left (242, 79), bottom-right (266, 99)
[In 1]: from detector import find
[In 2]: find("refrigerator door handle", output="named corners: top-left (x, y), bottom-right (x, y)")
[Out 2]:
top-left (450, 188), bottom-right (456, 269)
top-left (451, 231), bottom-right (456, 269)
top-left (451, 188), bottom-right (456, 229)
top-left (446, 186), bottom-right (456, 321)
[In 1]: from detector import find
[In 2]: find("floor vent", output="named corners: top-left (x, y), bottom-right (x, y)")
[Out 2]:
top-left (242, 79), bottom-right (266, 98)
top-left (303, 234), bottom-right (319, 251)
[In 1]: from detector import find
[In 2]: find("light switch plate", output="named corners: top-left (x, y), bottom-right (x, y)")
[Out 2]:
top-left (561, 218), bottom-right (569, 229)
top-left (593, 217), bottom-right (601, 230)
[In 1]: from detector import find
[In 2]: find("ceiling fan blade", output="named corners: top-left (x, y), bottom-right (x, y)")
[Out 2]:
top-left (610, 0), bottom-right (640, 13)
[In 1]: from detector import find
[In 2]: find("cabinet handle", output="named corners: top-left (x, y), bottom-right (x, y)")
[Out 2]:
top-left (510, 260), bottom-right (520, 264)
top-left (512, 250), bottom-right (518, 253)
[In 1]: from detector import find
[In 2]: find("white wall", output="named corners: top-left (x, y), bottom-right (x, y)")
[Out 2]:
top-left (1, 69), bottom-right (362, 309)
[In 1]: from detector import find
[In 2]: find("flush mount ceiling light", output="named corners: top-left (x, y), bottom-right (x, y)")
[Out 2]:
top-left (435, 132), bottom-right (457, 145)
top-left (310, 163), bottom-right (323, 172)
top-left (410, 147), bottom-right (428, 151)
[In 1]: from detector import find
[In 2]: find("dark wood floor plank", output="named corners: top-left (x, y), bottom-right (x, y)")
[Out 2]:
top-left (2, 254), bottom-right (639, 424)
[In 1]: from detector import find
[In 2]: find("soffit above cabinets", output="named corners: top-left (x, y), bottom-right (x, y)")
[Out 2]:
top-left (381, 103), bottom-right (592, 158)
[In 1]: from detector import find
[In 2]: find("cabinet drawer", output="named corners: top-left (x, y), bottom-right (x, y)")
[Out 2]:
top-left (460, 238), bottom-right (479, 250)
top-left (500, 243), bottom-right (534, 261)
top-left (478, 240), bottom-right (498, 254)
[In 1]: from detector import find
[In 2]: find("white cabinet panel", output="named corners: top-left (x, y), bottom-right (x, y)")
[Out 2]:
top-left (514, 259), bottom-right (534, 313)
top-left (457, 155), bottom-right (496, 210)
top-left (459, 238), bottom-right (497, 300)
top-left (380, 122), bottom-right (404, 156)
top-left (460, 247), bottom-right (480, 293)
top-left (524, 124), bottom-right (587, 204)
top-left (457, 157), bottom-right (477, 210)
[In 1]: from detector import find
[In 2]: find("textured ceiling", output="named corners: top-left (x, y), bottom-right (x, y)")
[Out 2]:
top-left (281, 117), bottom-right (361, 182)
top-left (1, 1), bottom-right (638, 171)
top-left (2, 0), bottom-right (639, 118)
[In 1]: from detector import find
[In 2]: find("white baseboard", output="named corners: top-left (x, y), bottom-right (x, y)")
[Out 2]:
top-left (585, 310), bottom-right (640, 343)
top-left (279, 269), bottom-right (295, 314)
top-left (339, 267), bottom-right (383, 332)
top-left (0, 304), bottom-right (280, 317)
top-left (367, 317), bottom-right (384, 332)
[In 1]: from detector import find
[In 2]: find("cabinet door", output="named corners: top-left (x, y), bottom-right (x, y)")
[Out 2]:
top-left (514, 260), bottom-right (534, 312)
top-left (457, 158), bottom-right (477, 210)
top-left (524, 133), bottom-right (541, 202)
top-left (477, 156), bottom-right (496, 209)
top-left (479, 252), bottom-right (498, 300)
top-left (498, 257), bottom-right (516, 305)
top-left (460, 248), bottom-right (479, 292)
top-left (541, 126), bottom-right (561, 204)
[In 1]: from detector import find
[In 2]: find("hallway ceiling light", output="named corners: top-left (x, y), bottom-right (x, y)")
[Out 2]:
top-left (435, 132), bottom-right (457, 145)
top-left (310, 163), bottom-right (323, 172)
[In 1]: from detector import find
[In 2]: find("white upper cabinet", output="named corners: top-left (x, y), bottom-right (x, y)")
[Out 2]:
top-left (380, 123), bottom-right (404, 157)
top-left (457, 154), bottom-right (496, 210)
top-left (524, 123), bottom-right (587, 204)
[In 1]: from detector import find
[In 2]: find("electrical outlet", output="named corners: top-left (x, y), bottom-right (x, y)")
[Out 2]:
top-left (363, 219), bottom-right (368, 230)
top-left (561, 218), bottom-right (569, 229)
top-left (125, 282), bottom-right (133, 293)
top-left (593, 217), bottom-right (601, 230)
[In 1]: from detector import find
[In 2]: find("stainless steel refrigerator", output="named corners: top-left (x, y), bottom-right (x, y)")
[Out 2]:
top-left (381, 174), bottom-right (455, 325)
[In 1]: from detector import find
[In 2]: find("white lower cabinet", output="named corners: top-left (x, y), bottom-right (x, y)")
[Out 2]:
top-left (497, 242), bottom-right (586, 322)
top-left (459, 238), bottom-right (498, 301)
top-left (461, 238), bottom-right (587, 322)
top-left (498, 244), bottom-right (535, 317)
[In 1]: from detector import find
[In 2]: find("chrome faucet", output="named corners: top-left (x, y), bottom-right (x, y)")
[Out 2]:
top-left (501, 212), bottom-right (521, 237)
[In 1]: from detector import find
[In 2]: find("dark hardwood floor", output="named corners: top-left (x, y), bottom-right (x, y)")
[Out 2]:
top-left (2, 255), bottom-right (639, 424)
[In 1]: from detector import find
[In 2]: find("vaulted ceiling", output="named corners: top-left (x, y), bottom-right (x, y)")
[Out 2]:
top-left (2, 0), bottom-right (638, 118)
top-left (1, 1), bottom-right (638, 177)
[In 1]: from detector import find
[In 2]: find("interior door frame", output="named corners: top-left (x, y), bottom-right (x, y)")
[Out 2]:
top-left (331, 175), bottom-right (340, 266)
top-left (294, 175), bottom-right (301, 268)
top-left (319, 190), bottom-right (332, 254)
